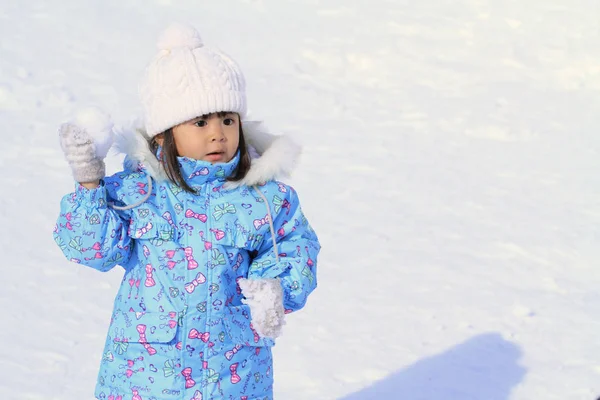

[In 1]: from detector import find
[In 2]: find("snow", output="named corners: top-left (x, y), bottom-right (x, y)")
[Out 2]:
top-left (1, 0), bottom-right (599, 399)
top-left (72, 107), bottom-right (115, 158)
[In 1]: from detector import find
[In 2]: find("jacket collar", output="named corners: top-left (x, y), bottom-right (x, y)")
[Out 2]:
top-left (176, 151), bottom-right (239, 187)
top-left (114, 119), bottom-right (301, 187)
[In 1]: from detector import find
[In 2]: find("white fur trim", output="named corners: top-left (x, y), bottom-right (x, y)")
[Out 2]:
top-left (113, 118), bottom-right (300, 186)
top-left (224, 121), bottom-right (302, 189)
top-left (113, 117), bottom-right (167, 181)
top-left (238, 278), bottom-right (285, 339)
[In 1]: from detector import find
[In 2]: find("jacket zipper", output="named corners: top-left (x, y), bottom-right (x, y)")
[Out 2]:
top-left (202, 181), bottom-right (212, 400)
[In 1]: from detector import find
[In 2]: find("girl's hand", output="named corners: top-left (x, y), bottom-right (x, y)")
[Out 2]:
top-left (238, 278), bottom-right (285, 339)
top-left (59, 107), bottom-right (114, 185)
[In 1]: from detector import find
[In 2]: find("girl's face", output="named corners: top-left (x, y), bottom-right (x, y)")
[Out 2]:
top-left (162, 112), bottom-right (240, 163)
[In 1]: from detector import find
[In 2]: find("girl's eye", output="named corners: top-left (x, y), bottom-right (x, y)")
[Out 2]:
top-left (194, 120), bottom-right (207, 127)
top-left (223, 118), bottom-right (235, 126)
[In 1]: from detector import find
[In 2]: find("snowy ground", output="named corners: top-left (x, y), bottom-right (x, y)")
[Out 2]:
top-left (1, 0), bottom-right (599, 399)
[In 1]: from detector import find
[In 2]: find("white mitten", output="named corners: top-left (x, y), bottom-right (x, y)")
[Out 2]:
top-left (59, 107), bottom-right (114, 183)
top-left (238, 278), bottom-right (285, 339)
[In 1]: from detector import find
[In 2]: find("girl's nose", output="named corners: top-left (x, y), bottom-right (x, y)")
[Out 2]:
top-left (210, 121), bottom-right (225, 141)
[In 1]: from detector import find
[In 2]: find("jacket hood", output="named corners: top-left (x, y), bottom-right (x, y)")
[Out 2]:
top-left (112, 119), bottom-right (302, 188)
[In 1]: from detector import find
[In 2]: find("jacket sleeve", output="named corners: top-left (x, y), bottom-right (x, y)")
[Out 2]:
top-left (248, 185), bottom-right (320, 313)
top-left (53, 182), bottom-right (133, 272)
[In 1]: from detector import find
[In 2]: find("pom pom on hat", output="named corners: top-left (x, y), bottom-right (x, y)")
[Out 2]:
top-left (157, 23), bottom-right (203, 51)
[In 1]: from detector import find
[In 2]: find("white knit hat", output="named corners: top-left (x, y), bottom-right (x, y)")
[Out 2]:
top-left (139, 23), bottom-right (247, 137)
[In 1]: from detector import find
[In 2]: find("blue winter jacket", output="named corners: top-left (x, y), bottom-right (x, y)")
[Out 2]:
top-left (53, 127), bottom-right (319, 400)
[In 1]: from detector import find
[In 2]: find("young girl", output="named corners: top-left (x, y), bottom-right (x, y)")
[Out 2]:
top-left (54, 23), bottom-right (319, 400)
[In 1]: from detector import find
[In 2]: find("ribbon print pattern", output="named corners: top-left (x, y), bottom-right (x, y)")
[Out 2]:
top-left (53, 152), bottom-right (320, 399)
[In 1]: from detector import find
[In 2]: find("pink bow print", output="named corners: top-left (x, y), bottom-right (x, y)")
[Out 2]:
top-left (185, 209), bottom-right (208, 222)
top-left (188, 329), bottom-right (210, 342)
top-left (107, 396), bottom-right (122, 400)
top-left (136, 324), bottom-right (157, 355)
top-left (230, 363), bottom-right (241, 384)
top-left (253, 215), bottom-right (270, 230)
top-left (145, 264), bottom-right (155, 287)
top-left (184, 247), bottom-right (198, 270)
top-left (225, 344), bottom-right (242, 360)
top-left (181, 367), bottom-right (196, 388)
top-left (135, 222), bottom-right (153, 238)
top-left (185, 272), bottom-right (207, 294)
top-left (131, 389), bottom-right (142, 400)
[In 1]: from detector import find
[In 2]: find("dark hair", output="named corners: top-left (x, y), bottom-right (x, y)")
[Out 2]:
top-left (149, 118), bottom-right (251, 194)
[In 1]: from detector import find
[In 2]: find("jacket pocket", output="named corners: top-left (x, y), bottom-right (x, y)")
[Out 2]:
top-left (222, 305), bottom-right (275, 347)
top-left (99, 310), bottom-right (181, 399)
top-left (119, 310), bottom-right (179, 346)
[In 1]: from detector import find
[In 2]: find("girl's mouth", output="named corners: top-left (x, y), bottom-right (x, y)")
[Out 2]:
top-left (205, 151), bottom-right (225, 161)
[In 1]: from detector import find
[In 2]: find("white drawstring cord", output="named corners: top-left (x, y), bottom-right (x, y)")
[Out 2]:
top-left (252, 185), bottom-right (280, 263)
top-left (108, 174), bottom-right (153, 211)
